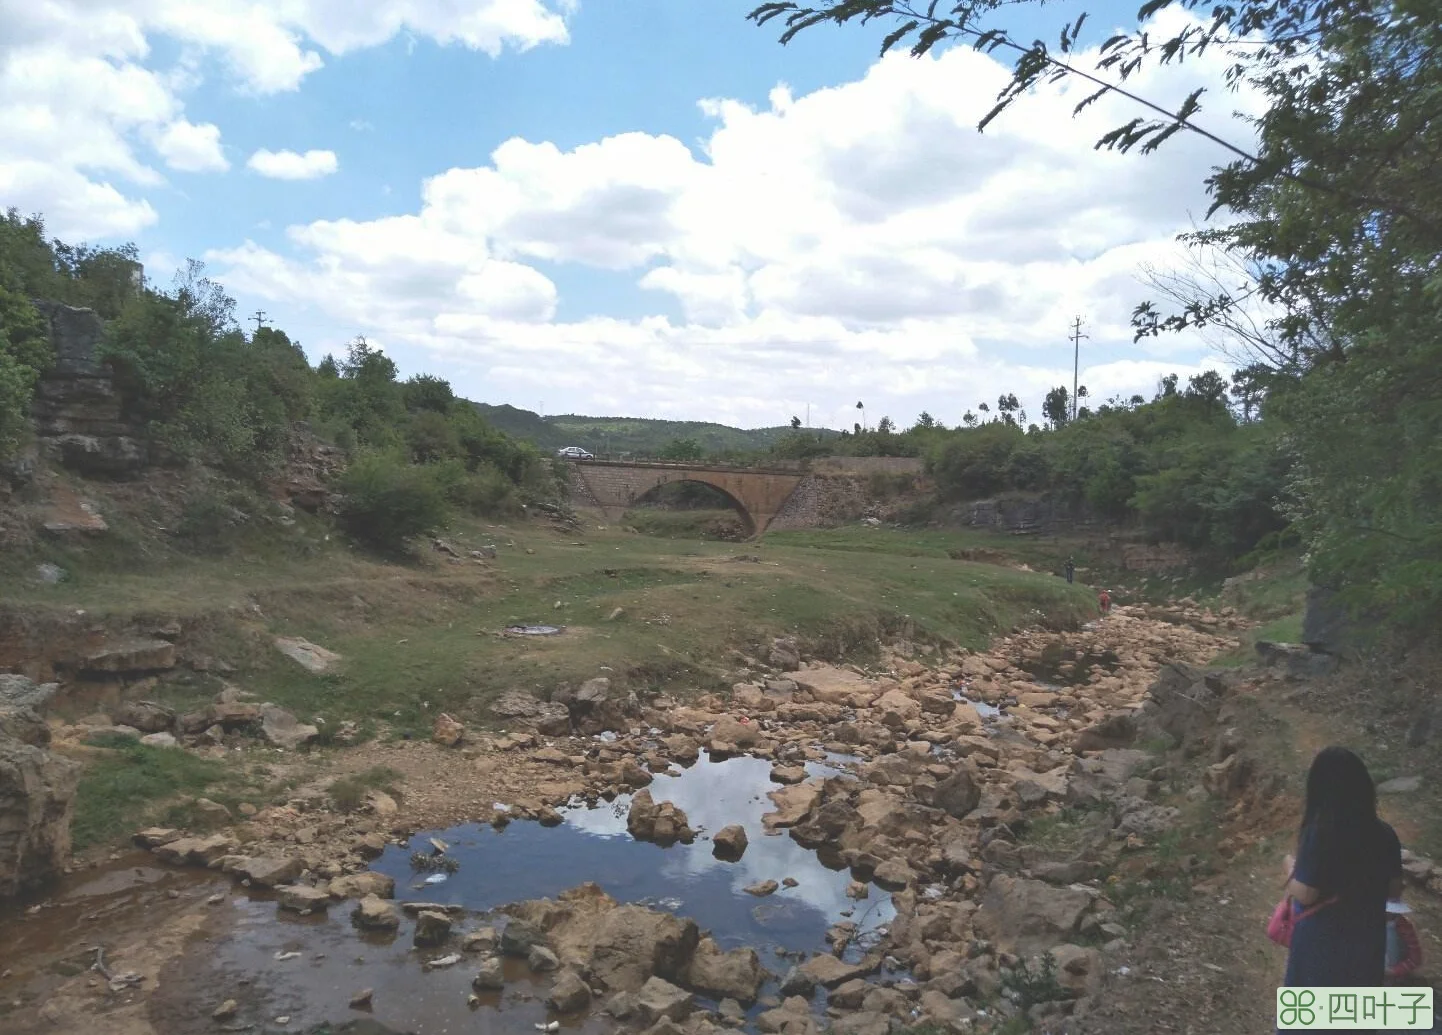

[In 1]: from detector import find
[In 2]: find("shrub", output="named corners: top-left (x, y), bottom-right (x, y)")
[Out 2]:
top-left (337, 453), bottom-right (449, 553)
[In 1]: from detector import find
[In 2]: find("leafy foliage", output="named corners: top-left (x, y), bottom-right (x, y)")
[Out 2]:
top-left (336, 453), bottom-right (450, 553)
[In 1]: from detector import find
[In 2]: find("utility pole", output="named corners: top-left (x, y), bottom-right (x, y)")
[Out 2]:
top-left (1069, 316), bottom-right (1088, 422)
top-left (250, 310), bottom-right (268, 332)
top-left (805, 404), bottom-right (810, 429)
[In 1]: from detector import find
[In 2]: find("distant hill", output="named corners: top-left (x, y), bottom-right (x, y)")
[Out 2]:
top-left (473, 403), bottom-right (838, 457)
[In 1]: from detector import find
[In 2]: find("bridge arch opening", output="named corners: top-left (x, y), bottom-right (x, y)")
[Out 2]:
top-left (628, 478), bottom-right (757, 539)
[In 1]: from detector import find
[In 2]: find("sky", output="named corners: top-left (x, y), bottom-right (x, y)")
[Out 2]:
top-left (0, 0), bottom-right (1264, 431)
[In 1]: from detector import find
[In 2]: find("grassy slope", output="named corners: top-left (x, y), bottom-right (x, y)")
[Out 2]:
top-left (15, 521), bottom-right (1096, 741)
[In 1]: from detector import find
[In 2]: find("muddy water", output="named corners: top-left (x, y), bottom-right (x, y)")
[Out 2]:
top-left (0, 755), bottom-right (901, 1034)
top-left (373, 755), bottom-right (895, 960)
top-left (1014, 641), bottom-right (1121, 689)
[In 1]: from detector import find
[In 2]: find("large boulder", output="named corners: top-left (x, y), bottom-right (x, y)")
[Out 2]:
top-left (274, 637), bottom-right (341, 674)
top-left (791, 666), bottom-right (879, 708)
top-left (82, 639), bottom-right (176, 674)
top-left (1072, 713), bottom-right (1137, 754)
top-left (490, 690), bottom-right (546, 720)
top-left (973, 875), bottom-right (1092, 955)
top-left (1301, 585), bottom-right (1361, 658)
top-left (111, 700), bottom-right (176, 734)
top-left (260, 704), bottom-right (319, 750)
top-left (635, 977), bottom-right (694, 1024)
top-left (626, 790), bottom-right (693, 845)
top-left (588, 905), bottom-right (701, 992)
top-left (0, 676), bottom-right (57, 745)
top-left (712, 824), bottom-right (748, 860)
top-left (933, 764), bottom-right (982, 819)
top-left (684, 937), bottom-right (764, 1004)
top-left (0, 734), bottom-right (81, 896)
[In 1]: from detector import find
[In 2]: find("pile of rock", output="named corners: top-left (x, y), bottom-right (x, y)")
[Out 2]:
top-left (96, 687), bottom-right (319, 751)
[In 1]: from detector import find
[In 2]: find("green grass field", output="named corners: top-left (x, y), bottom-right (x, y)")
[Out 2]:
top-left (14, 518), bottom-right (1096, 741)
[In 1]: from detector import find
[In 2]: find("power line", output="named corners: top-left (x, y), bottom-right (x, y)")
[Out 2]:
top-left (250, 310), bottom-right (268, 331)
top-left (1069, 315), bottom-right (1089, 422)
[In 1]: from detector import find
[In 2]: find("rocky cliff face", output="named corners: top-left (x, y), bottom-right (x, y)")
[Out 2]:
top-left (0, 675), bottom-right (80, 897)
top-left (30, 301), bottom-right (148, 478)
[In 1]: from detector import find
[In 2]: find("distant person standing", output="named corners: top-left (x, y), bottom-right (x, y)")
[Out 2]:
top-left (1098, 588), bottom-right (1111, 615)
top-left (1064, 558), bottom-right (1075, 584)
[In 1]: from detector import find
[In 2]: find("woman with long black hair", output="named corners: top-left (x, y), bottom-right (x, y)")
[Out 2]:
top-left (1281, 747), bottom-right (1404, 1013)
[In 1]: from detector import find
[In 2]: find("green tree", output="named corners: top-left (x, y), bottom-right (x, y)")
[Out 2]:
top-left (876, 416), bottom-right (894, 434)
top-left (1042, 386), bottom-right (1070, 429)
top-left (660, 437), bottom-right (704, 461)
top-left (404, 374), bottom-right (455, 414)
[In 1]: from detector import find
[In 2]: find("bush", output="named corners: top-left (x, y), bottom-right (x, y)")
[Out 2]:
top-left (337, 453), bottom-right (449, 553)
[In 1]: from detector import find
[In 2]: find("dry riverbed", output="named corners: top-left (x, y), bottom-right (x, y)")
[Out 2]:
top-left (11, 601), bottom-right (1406, 1035)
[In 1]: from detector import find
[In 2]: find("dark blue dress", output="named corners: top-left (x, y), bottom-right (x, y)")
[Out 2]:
top-left (1280, 817), bottom-right (1402, 1032)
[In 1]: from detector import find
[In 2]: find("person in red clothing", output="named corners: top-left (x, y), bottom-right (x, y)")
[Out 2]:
top-left (1098, 588), bottom-right (1111, 616)
top-left (1386, 898), bottom-right (1425, 982)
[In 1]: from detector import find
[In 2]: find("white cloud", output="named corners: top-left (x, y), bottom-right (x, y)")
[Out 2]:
top-left (208, 10), bottom-right (1260, 426)
top-left (149, 119), bottom-right (229, 172)
top-left (0, 0), bottom-right (572, 239)
top-left (247, 147), bottom-right (339, 180)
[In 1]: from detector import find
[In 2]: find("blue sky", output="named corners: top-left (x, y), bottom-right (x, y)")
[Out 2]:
top-left (2, 0), bottom-right (1245, 430)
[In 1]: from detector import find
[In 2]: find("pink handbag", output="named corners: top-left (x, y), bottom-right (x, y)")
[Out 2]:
top-left (1268, 895), bottom-right (1338, 946)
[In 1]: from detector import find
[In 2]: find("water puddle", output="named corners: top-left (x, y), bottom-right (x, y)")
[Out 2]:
top-left (1014, 642), bottom-right (1120, 687)
top-left (504, 625), bottom-right (566, 637)
top-left (372, 755), bottom-right (895, 961)
top-left (951, 689), bottom-right (1002, 720)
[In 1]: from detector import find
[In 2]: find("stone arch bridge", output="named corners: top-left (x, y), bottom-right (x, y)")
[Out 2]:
top-left (565, 459), bottom-right (804, 536)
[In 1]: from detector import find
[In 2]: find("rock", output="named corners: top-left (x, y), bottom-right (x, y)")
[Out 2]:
top-left (207, 701), bottom-right (263, 730)
top-left (501, 919), bottom-right (544, 957)
top-left (139, 732), bottom-right (179, 748)
top-left (874, 688), bottom-right (921, 727)
top-left (213, 999), bottom-right (239, 1021)
top-left (846, 880), bottom-right (870, 899)
top-left (462, 927), bottom-right (498, 953)
top-left (770, 764), bottom-right (808, 785)
top-left (329, 871), bottom-right (396, 900)
top-left (132, 827), bottom-right (181, 848)
top-left (192, 797), bottom-right (231, 823)
top-left (791, 666), bottom-right (879, 707)
top-left (236, 856), bottom-right (304, 888)
top-left (872, 858), bottom-right (914, 891)
top-left (685, 937), bottom-right (764, 1004)
top-left (745, 879), bottom-right (779, 897)
top-left (712, 825), bottom-right (748, 860)
top-left (0, 736), bottom-right (80, 895)
top-left (713, 716), bottom-right (761, 748)
top-left (274, 636), bottom-right (341, 673)
top-left (798, 953), bottom-right (881, 989)
top-left (366, 789), bottom-right (399, 817)
top-left (82, 639), bottom-right (176, 674)
top-left (973, 875), bottom-right (1092, 955)
top-left (260, 704), bottom-right (319, 750)
top-left (491, 690), bottom-right (546, 719)
top-left (548, 968), bottom-right (592, 1012)
top-left (1073, 713), bottom-right (1136, 753)
top-left (349, 988), bottom-right (374, 1009)
top-left (769, 638), bottom-right (802, 671)
top-left (1049, 944), bottom-right (1103, 997)
top-left (472, 956), bottom-right (506, 991)
top-left (431, 713), bottom-right (465, 747)
top-left (588, 905), bottom-right (700, 992)
top-left (529, 945), bottom-right (561, 971)
top-left (278, 885), bottom-right (332, 912)
top-left (626, 790), bottom-right (693, 845)
top-left (933, 764), bottom-right (982, 819)
top-left (636, 977), bottom-right (693, 1024)
top-left (414, 910), bottom-right (452, 947)
top-left (153, 833), bottom-right (240, 867)
top-left (831, 1011), bottom-right (892, 1035)
top-left (779, 966), bottom-right (815, 998)
top-left (0, 675), bottom-right (58, 711)
top-left (1378, 776), bottom-right (1422, 794)
top-left (1301, 585), bottom-right (1359, 657)
top-left (111, 700), bottom-right (176, 734)
top-left (763, 780), bottom-right (824, 830)
top-left (352, 894), bottom-right (401, 932)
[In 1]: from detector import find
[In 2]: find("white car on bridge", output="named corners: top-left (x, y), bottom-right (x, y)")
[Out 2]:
top-left (556, 446), bottom-right (595, 460)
